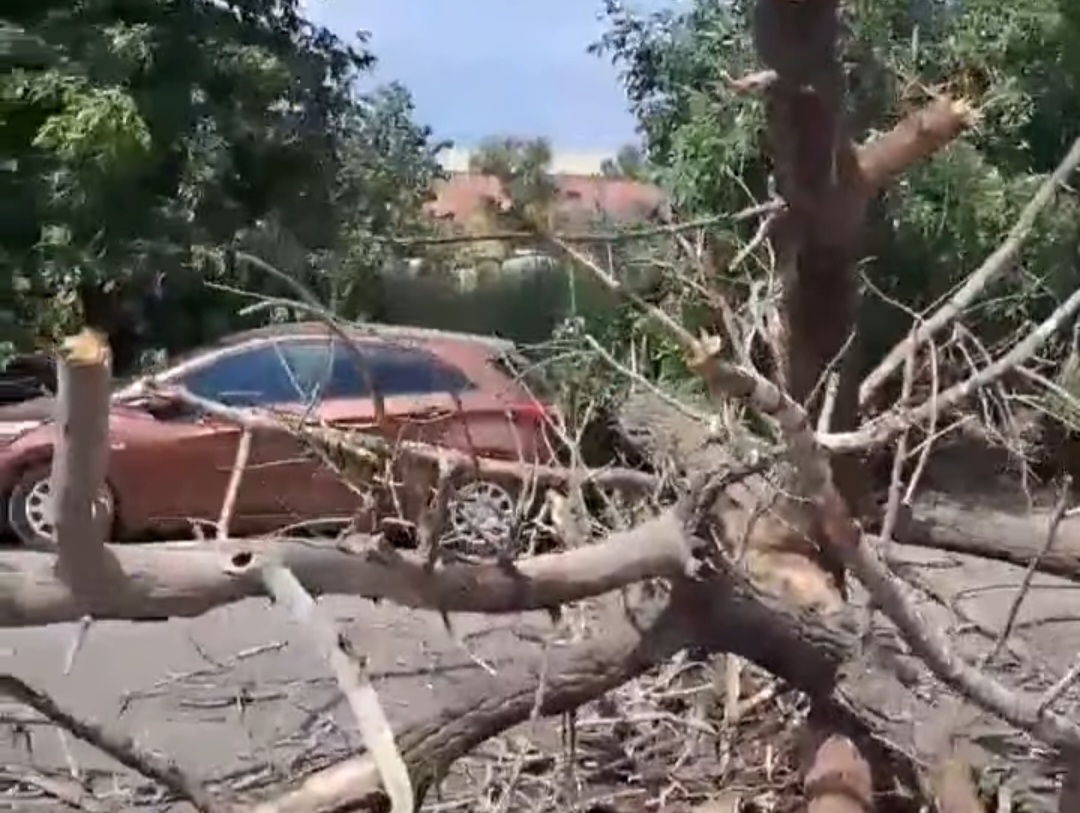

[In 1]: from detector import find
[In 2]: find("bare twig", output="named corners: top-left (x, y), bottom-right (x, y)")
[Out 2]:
top-left (232, 251), bottom-right (387, 428)
top-left (861, 135), bottom-right (1080, 407)
top-left (1037, 656), bottom-right (1080, 714)
top-left (164, 384), bottom-right (658, 497)
top-left (0, 674), bottom-right (221, 813)
top-left (828, 285), bottom-right (1080, 453)
top-left (983, 480), bottom-right (1072, 666)
top-left (383, 203), bottom-right (782, 247)
top-left (880, 340), bottom-right (918, 547)
top-left (582, 334), bottom-right (710, 423)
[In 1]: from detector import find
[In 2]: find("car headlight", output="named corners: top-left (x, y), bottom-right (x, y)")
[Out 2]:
top-left (0, 421), bottom-right (43, 445)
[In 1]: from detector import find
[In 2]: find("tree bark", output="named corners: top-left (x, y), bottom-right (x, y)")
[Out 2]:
top-left (0, 511), bottom-right (703, 626)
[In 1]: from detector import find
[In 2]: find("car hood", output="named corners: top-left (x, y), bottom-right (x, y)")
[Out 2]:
top-left (0, 395), bottom-right (148, 424)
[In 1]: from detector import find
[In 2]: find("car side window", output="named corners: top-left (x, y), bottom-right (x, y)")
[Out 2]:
top-left (178, 339), bottom-right (475, 406)
top-left (362, 345), bottom-right (475, 397)
top-left (179, 346), bottom-right (299, 405)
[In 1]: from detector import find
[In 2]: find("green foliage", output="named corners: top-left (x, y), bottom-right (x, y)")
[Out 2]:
top-left (0, 0), bottom-right (441, 369)
top-left (594, 0), bottom-right (1080, 370)
top-left (600, 143), bottom-right (647, 180)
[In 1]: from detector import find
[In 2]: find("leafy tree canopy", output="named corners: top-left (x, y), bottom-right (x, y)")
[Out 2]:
top-left (0, 0), bottom-right (442, 367)
top-left (594, 0), bottom-right (1080, 363)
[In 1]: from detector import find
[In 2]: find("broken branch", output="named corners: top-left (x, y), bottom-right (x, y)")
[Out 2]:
top-left (0, 510), bottom-right (702, 626)
top-left (0, 673), bottom-right (221, 813)
top-left (860, 135), bottom-right (1080, 407)
top-left (262, 565), bottom-right (413, 813)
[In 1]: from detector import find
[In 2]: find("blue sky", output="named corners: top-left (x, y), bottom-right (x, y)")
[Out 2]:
top-left (306, 1), bottom-right (674, 152)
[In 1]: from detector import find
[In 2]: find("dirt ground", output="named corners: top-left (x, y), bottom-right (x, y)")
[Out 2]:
top-left (0, 594), bottom-right (556, 810)
top-left (5, 395), bottom-right (1080, 811)
top-left (5, 531), bottom-right (1080, 813)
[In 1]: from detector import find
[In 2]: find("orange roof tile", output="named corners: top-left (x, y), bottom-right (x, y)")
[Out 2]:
top-left (428, 171), bottom-right (666, 229)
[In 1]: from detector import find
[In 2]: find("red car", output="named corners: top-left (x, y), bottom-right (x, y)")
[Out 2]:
top-left (0, 323), bottom-right (558, 546)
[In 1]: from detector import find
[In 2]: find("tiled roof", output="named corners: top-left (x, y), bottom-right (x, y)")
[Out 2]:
top-left (428, 171), bottom-right (666, 229)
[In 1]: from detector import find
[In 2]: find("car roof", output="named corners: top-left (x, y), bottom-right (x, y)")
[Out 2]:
top-left (118, 321), bottom-right (524, 396)
top-left (174, 321), bottom-right (517, 361)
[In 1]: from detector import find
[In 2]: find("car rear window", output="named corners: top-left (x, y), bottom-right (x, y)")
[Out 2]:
top-left (362, 343), bottom-right (476, 397)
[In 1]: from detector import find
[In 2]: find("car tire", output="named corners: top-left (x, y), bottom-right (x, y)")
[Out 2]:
top-left (6, 463), bottom-right (115, 548)
top-left (443, 479), bottom-right (531, 557)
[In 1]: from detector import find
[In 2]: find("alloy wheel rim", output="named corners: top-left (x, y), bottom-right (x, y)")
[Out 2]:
top-left (447, 481), bottom-right (517, 549)
top-left (22, 478), bottom-right (109, 541)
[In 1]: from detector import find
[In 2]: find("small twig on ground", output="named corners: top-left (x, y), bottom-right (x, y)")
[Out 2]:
top-left (4, 766), bottom-right (107, 813)
top-left (983, 479), bottom-right (1073, 666)
top-left (0, 674), bottom-right (221, 813)
top-left (1037, 656), bottom-right (1080, 715)
top-left (63, 615), bottom-right (93, 676)
top-left (261, 565), bottom-right (413, 813)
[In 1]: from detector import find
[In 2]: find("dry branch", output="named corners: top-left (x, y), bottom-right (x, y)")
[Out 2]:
top-left (262, 565), bottom-right (413, 813)
top-left (0, 674), bottom-right (221, 813)
top-left (827, 284), bottom-right (1080, 453)
top-left (0, 510), bottom-right (701, 626)
top-left (162, 385), bottom-right (658, 496)
top-left (860, 135), bottom-right (1080, 408)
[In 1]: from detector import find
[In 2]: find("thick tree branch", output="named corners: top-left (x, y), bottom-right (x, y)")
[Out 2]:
top-left (858, 96), bottom-right (975, 193)
top-left (50, 328), bottom-right (111, 579)
top-left (0, 510), bottom-right (703, 626)
top-left (250, 571), bottom-right (853, 813)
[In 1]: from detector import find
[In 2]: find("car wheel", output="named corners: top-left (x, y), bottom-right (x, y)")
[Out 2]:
top-left (7, 463), bottom-right (115, 547)
top-left (443, 480), bottom-right (522, 556)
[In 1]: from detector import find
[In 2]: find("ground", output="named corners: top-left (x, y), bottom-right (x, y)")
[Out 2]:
top-left (5, 395), bottom-right (1080, 812)
top-left (0, 596), bottom-right (555, 810)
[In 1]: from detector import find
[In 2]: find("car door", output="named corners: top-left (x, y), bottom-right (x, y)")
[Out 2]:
top-left (246, 336), bottom-right (369, 524)
top-left (257, 338), bottom-right (472, 523)
top-left (161, 342), bottom-right (312, 532)
top-left (105, 402), bottom-right (252, 536)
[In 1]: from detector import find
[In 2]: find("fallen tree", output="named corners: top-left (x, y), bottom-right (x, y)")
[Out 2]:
top-left (7, 1), bottom-right (1080, 812)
